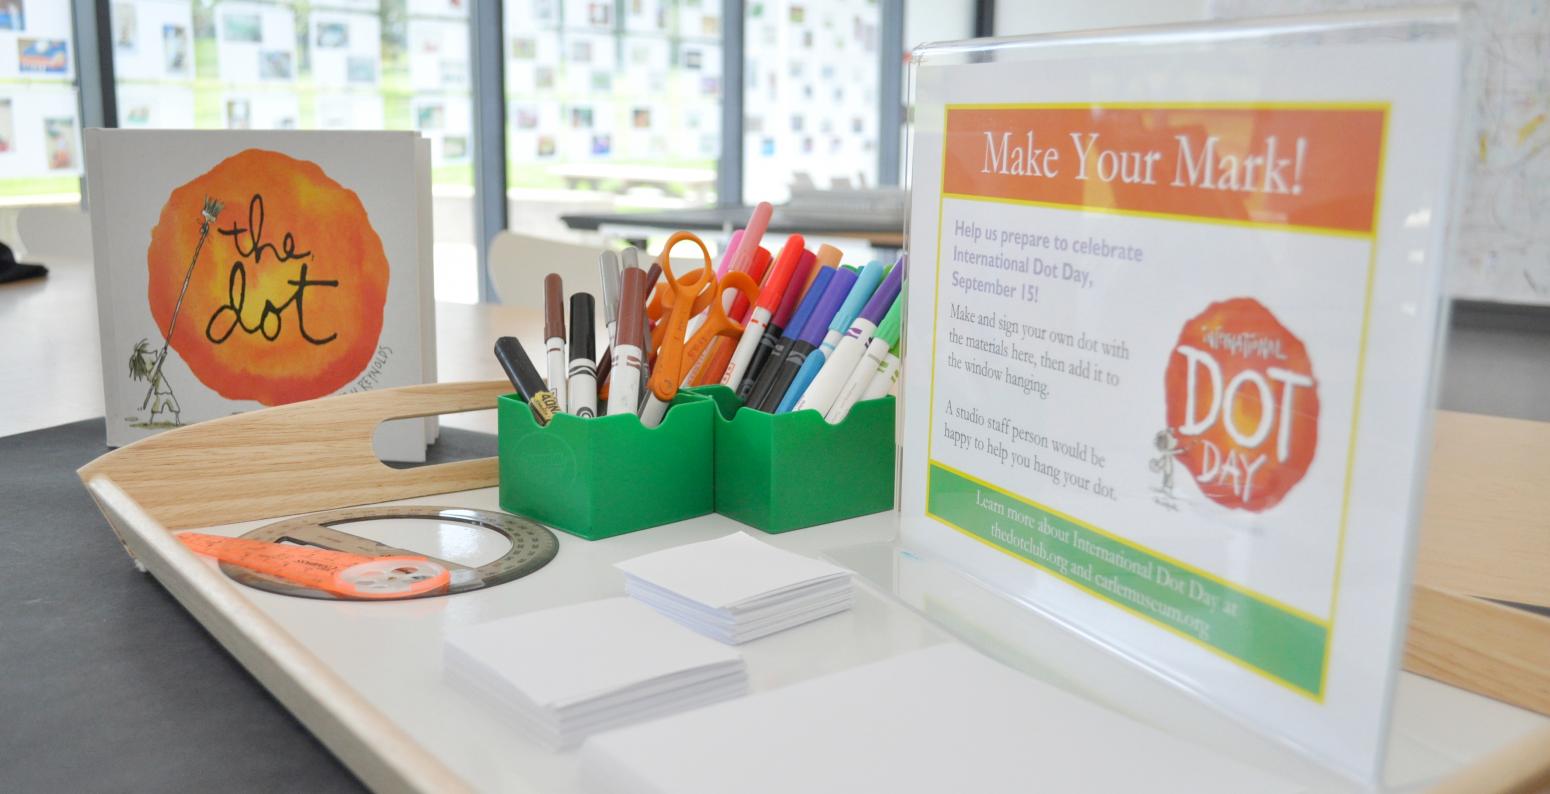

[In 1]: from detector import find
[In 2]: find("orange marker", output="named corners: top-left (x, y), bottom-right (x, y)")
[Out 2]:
top-left (179, 532), bottom-right (452, 600)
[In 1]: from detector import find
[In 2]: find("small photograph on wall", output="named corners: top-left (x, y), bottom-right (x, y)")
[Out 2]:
top-left (260, 51), bottom-right (293, 80)
top-left (44, 116), bottom-right (77, 170)
top-left (18, 38), bottom-right (68, 74)
top-left (226, 98), bottom-right (251, 129)
top-left (222, 14), bottom-right (262, 43)
top-left (316, 22), bottom-right (348, 48)
top-left (0, 99), bottom-right (13, 152)
top-left (347, 56), bottom-right (376, 83)
top-left (0, 0), bottom-right (26, 32)
top-left (163, 25), bottom-right (189, 75)
top-left (416, 102), bottom-right (445, 130)
top-left (114, 3), bottom-right (137, 51)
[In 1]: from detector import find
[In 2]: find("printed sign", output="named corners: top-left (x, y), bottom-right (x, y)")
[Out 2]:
top-left (902, 19), bottom-right (1463, 782)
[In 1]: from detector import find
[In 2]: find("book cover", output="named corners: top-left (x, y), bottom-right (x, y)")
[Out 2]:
top-left (85, 129), bottom-right (433, 460)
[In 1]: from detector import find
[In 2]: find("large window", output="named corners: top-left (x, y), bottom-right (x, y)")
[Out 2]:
top-left (743, 0), bottom-right (880, 204)
top-left (106, 0), bottom-right (478, 300)
top-left (0, 1), bottom-right (82, 203)
top-left (503, 0), bottom-right (723, 239)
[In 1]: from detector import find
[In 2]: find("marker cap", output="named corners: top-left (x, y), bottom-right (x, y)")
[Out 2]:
top-left (798, 267), bottom-right (858, 345)
top-left (544, 274), bottom-right (564, 340)
top-left (570, 293), bottom-right (595, 359)
top-left (858, 257), bottom-right (905, 325)
top-left (783, 266), bottom-right (835, 343)
top-left (599, 251), bottom-right (622, 322)
top-left (874, 287), bottom-right (905, 348)
top-left (617, 268), bottom-right (646, 349)
top-left (828, 260), bottom-right (884, 334)
top-left (771, 251), bottom-right (817, 329)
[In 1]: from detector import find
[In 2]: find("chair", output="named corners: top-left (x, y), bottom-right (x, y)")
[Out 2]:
top-left (487, 231), bottom-right (604, 309)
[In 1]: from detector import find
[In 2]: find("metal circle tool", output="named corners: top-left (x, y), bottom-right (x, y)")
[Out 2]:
top-left (214, 506), bottom-right (559, 601)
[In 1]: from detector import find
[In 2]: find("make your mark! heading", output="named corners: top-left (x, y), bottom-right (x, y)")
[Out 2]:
top-left (981, 130), bottom-right (1309, 198)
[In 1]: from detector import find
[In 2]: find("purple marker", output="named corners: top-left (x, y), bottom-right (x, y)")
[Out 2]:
top-left (793, 257), bottom-right (905, 416)
top-left (752, 266), bottom-right (857, 413)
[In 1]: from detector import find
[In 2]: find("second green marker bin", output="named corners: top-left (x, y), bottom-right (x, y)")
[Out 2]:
top-left (690, 385), bottom-right (895, 534)
top-left (497, 392), bottom-right (714, 540)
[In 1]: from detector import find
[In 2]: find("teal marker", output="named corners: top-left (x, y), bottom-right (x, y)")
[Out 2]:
top-left (776, 260), bottom-right (885, 413)
top-left (825, 287), bottom-right (904, 422)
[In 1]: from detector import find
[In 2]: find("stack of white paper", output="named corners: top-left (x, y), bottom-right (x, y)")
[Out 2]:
top-left (444, 597), bottom-right (747, 749)
top-left (581, 644), bottom-right (1303, 794)
top-left (615, 533), bottom-right (853, 644)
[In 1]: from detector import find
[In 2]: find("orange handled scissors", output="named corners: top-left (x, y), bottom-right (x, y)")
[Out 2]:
top-left (646, 233), bottom-right (759, 402)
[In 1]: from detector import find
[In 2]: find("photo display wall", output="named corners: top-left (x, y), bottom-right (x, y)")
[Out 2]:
top-left (0, 0), bottom-right (84, 198)
top-left (107, 0), bottom-right (474, 177)
top-left (504, 0), bottom-right (723, 201)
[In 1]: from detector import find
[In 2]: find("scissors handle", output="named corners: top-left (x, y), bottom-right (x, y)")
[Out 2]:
top-left (647, 232), bottom-right (715, 402)
top-left (677, 270), bottom-right (759, 382)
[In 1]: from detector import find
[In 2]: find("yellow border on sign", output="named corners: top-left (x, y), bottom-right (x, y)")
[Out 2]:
top-left (924, 100), bottom-right (1391, 701)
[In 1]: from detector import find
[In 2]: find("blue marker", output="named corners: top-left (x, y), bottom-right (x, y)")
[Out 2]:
top-left (743, 266), bottom-right (836, 412)
top-left (778, 260), bottom-right (886, 412)
top-left (755, 267), bottom-right (857, 413)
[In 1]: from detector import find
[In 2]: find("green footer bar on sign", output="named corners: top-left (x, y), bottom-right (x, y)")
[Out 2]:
top-left (927, 462), bottom-right (1328, 698)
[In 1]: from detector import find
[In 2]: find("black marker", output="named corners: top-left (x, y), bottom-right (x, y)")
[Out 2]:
top-left (494, 336), bottom-right (561, 426)
top-left (745, 267), bottom-right (838, 412)
top-left (567, 293), bottom-right (598, 418)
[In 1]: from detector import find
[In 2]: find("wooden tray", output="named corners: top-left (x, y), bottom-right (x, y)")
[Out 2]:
top-left (77, 382), bottom-right (1550, 793)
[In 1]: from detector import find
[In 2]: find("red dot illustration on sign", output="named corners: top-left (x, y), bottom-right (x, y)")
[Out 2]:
top-left (1162, 298), bottom-right (1319, 512)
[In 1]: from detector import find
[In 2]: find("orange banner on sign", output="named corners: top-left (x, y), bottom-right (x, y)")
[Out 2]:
top-left (943, 105), bottom-right (1386, 235)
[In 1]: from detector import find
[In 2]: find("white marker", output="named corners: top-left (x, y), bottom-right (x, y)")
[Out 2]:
top-left (824, 293), bottom-right (903, 423)
top-left (797, 263), bottom-right (902, 417)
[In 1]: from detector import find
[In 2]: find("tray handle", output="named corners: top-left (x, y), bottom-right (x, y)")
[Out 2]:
top-left (78, 380), bottom-right (510, 530)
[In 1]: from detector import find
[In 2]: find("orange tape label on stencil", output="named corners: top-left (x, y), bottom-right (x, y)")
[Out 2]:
top-left (178, 532), bottom-right (451, 599)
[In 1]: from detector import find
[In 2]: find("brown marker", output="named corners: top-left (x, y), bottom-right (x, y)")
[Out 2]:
top-left (606, 268), bottom-right (648, 417)
top-left (543, 274), bottom-right (567, 412)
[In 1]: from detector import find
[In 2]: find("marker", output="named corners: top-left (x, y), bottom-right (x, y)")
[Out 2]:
top-left (779, 260), bottom-right (885, 413)
top-left (826, 287), bottom-right (904, 422)
top-left (743, 265), bottom-right (834, 411)
top-left (600, 250), bottom-right (622, 347)
top-left (682, 203), bottom-right (772, 374)
top-left (694, 244), bottom-right (774, 386)
top-left (795, 259), bottom-right (904, 416)
top-left (737, 244), bottom-right (831, 401)
top-left (543, 274), bottom-right (567, 411)
top-left (494, 336), bottom-right (562, 425)
top-left (719, 235), bottom-right (806, 393)
top-left (639, 260), bottom-right (661, 402)
top-left (862, 341), bottom-right (902, 400)
top-left (755, 267), bottom-right (856, 413)
top-left (607, 268), bottom-right (647, 417)
top-left (567, 293), bottom-right (597, 418)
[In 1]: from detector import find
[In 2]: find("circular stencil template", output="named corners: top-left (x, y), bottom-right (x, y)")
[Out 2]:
top-left (222, 506), bottom-right (558, 600)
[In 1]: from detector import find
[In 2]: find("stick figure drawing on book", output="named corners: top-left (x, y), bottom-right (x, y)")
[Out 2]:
top-left (128, 338), bottom-right (180, 427)
top-left (129, 195), bottom-right (223, 429)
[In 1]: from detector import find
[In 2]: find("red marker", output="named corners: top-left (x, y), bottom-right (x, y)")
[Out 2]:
top-left (718, 235), bottom-right (808, 392)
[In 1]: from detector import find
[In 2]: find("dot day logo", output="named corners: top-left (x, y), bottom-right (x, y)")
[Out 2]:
top-left (144, 149), bottom-right (391, 406)
top-left (1162, 298), bottom-right (1319, 512)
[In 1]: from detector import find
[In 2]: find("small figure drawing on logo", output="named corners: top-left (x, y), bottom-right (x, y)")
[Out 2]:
top-left (129, 338), bottom-right (180, 427)
top-left (1150, 428), bottom-right (1184, 494)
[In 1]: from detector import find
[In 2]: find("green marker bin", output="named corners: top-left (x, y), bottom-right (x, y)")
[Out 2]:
top-left (497, 392), bottom-right (715, 540)
top-left (689, 385), bottom-right (896, 534)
